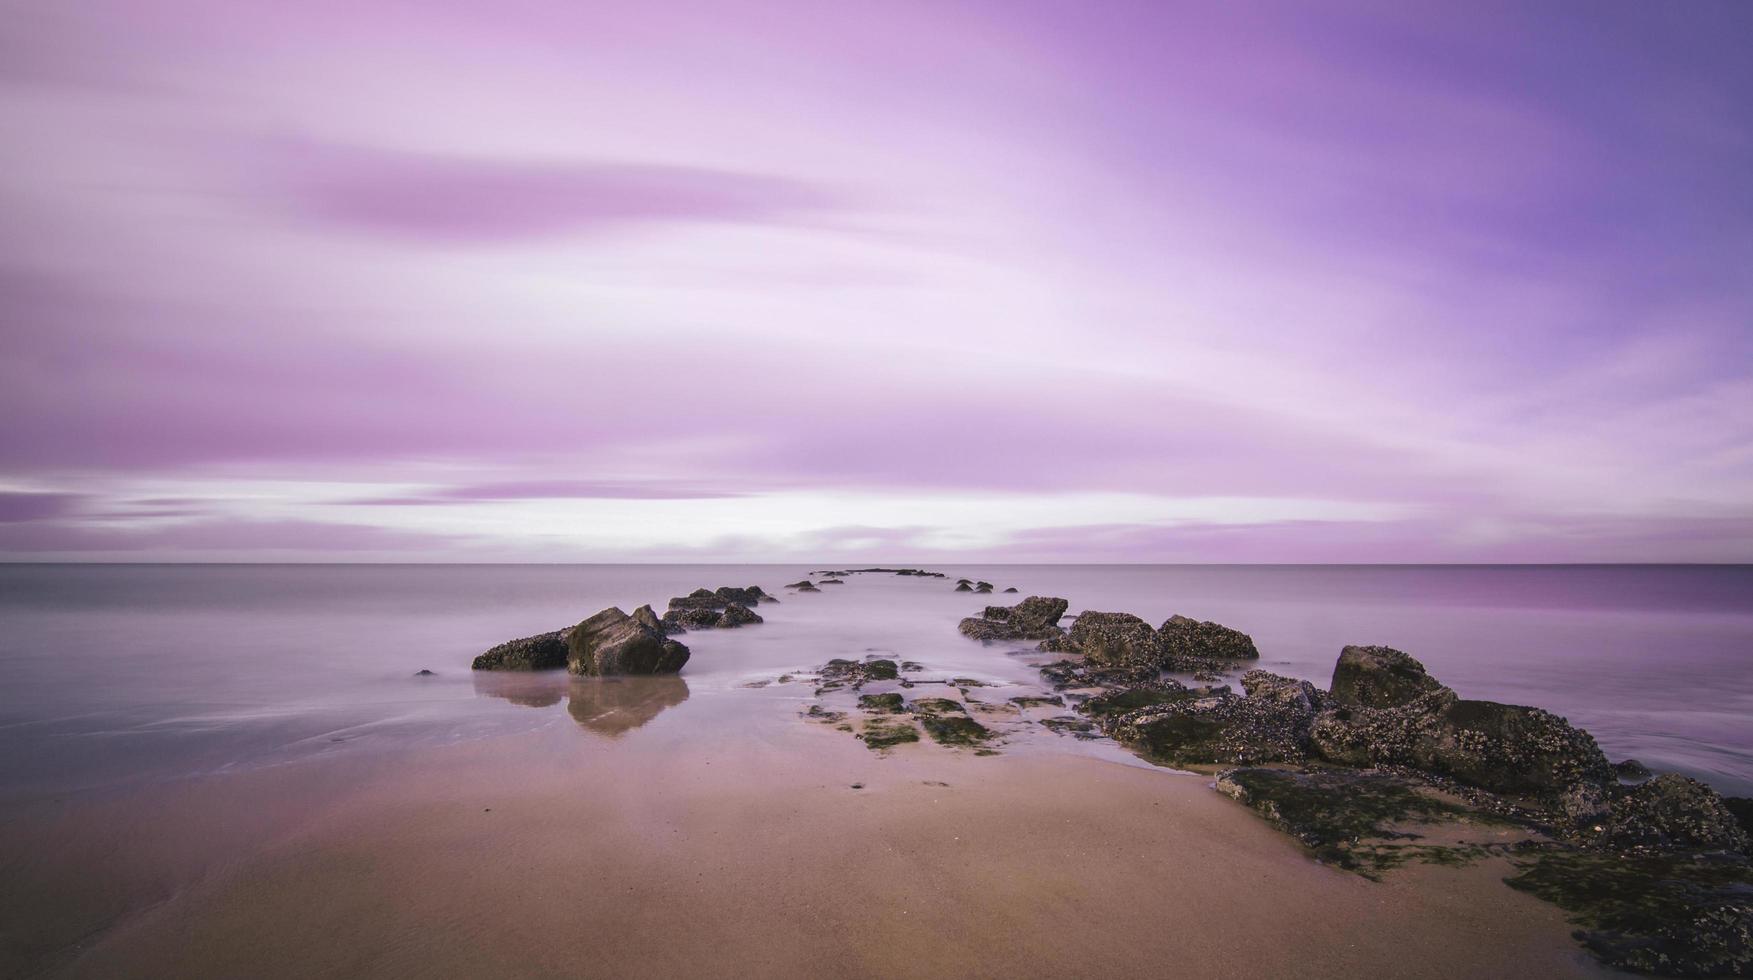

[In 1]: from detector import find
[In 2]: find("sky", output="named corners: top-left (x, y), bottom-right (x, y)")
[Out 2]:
top-left (2, 0), bottom-right (1751, 562)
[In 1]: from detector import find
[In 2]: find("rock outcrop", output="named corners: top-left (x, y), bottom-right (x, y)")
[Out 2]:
top-left (1329, 645), bottom-right (1444, 708)
top-left (1604, 774), bottom-right (1751, 852)
top-left (958, 596), bottom-right (1069, 642)
top-left (566, 607), bottom-right (691, 676)
top-left (472, 629), bottom-right (570, 671)
top-left (1157, 614), bottom-right (1259, 661)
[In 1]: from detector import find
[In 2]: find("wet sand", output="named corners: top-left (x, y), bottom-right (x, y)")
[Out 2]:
top-left (6, 719), bottom-right (1611, 979)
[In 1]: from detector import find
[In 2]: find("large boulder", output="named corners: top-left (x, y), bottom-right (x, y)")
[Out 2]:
top-left (1039, 611), bottom-right (1161, 665)
top-left (1157, 615), bottom-right (1259, 660)
top-left (1309, 688), bottom-right (1612, 803)
top-left (958, 596), bottom-right (1069, 642)
top-left (472, 629), bottom-right (569, 671)
top-left (1330, 645), bottom-right (1445, 708)
top-left (1605, 774), bottom-right (1750, 852)
top-left (566, 607), bottom-right (690, 676)
top-left (715, 585), bottom-right (773, 605)
top-left (667, 588), bottom-right (726, 611)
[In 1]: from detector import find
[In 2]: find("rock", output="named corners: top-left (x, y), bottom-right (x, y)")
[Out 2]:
top-left (1330, 645), bottom-right (1444, 708)
top-left (817, 578), bottom-right (844, 585)
top-left (974, 581), bottom-right (994, 593)
top-left (1107, 674), bottom-right (1319, 766)
top-left (817, 657), bottom-right (899, 690)
top-left (1614, 759), bottom-right (1654, 782)
top-left (1040, 611), bottom-right (1160, 665)
top-left (667, 588), bottom-right (726, 611)
top-left (1003, 587), bottom-right (1018, 593)
top-left (956, 578), bottom-right (973, 585)
top-left (957, 596), bottom-right (1069, 642)
top-left (910, 698), bottom-right (993, 746)
top-left (1310, 689), bottom-right (1612, 804)
top-left (1605, 774), bottom-right (1751, 852)
top-left (954, 582), bottom-right (974, 592)
top-left (716, 586), bottom-right (770, 605)
top-left (1157, 614), bottom-right (1259, 661)
top-left (566, 607), bottom-right (690, 676)
top-left (472, 629), bottom-right (570, 671)
top-left (859, 693), bottom-right (907, 713)
top-left (716, 602), bottom-right (763, 628)
top-left (662, 607), bottom-right (722, 630)
top-left (414, 669), bottom-right (436, 676)
top-left (632, 604), bottom-right (667, 632)
top-left (859, 718), bottom-right (920, 750)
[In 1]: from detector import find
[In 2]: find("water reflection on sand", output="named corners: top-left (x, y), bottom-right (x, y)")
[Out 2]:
top-left (472, 671), bottom-right (690, 736)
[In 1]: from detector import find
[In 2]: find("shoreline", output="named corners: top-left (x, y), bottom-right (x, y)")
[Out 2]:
top-left (9, 727), bottom-right (1606, 979)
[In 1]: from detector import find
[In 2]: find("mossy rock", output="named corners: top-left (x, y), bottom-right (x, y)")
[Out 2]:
top-left (1216, 768), bottom-right (1484, 876)
top-left (1078, 685), bottom-right (1195, 719)
top-left (864, 659), bottom-right (900, 680)
top-left (1505, 848), bottom-right (1753, 976)
top-left (921, 714), bottom-right (992, 747)
top-left (909, 697), bottom-right (966, 716)
top-left (860, 719), bottom-right (921, 751)
top-left (858, 693), bottom-right (906, 714)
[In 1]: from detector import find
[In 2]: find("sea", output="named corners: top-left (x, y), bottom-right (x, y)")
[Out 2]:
top-left (2, 563), bottom-right (1749, 800)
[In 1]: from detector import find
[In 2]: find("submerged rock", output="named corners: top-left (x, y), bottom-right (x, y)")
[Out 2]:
top-left (958, 596), bottom-right (1069, 642)
top-left (472, 629), bottom-right (570, 671)
top-left (974, 581), bottom-right (994, 593)
top-left (953, 582), bottom-right (974, 592)
top-left (1107, 675), bottom-right (1319, 767)
top-left (1330, 645), bottom-right (1444, 708)
top-left (858, 692), bottom-right (907, 714)
top-left (566, 607), bottom-right (691, 676)
top-left (413, 668), bottom-right (436, 676)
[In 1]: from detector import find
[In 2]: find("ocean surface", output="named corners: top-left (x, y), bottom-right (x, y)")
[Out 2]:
top-left (2, 563), bottom-right (1750, 800)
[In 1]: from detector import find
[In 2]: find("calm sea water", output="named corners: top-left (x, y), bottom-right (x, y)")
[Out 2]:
top-left (1, 564), bottom-right (1749, 799)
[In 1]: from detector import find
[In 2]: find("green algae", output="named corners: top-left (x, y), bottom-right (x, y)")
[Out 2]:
top-left (858, 693), bottom-right (906, 713)
top-left (860, 719), bottom-right (920, 751)
top-left (1505, 848), bottom-right (1753, 977)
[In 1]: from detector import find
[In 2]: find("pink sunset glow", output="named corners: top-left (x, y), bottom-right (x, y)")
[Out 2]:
top-left (2, 0), bottom-right (1750, 561)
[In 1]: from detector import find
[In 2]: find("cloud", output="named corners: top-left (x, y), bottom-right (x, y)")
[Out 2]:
top-left (0, 492), bottom-right (83, 522)
top-left (340, 479), bottom-right (747, 505)
top-left (263, 141), bottom-right (841, 242)
top-left (0, 518), bottom-right (459, 555)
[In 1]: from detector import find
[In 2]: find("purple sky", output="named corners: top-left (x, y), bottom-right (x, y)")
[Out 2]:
top-left (3, 0), bottom-right (1751, 562)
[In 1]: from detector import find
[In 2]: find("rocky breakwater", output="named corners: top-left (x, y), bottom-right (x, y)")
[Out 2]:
top-left (473, 583), bottom-right (772, 676)
top-left (1052, 636), bottom-right (1752, 977)
top-left (1034, 606), bottom-right (1259, 683)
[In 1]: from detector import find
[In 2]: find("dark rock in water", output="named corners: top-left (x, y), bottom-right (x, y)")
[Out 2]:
top-left (910, 698), bottom-right (992, 746)
top-left (663, 606), bottom-right (723, 630)
top-left (817, 578), bottom-right (844, 585)
top-left (953, 582), bottom-right (974, 592)
top-left (566, 607), bottom-right (690, 676)
top-left (1309, 686), bottom-right (1612, 806)
top-left (1042, 716), bottom-right (1098, 738)
top-left (1614, 758), bottom-right (1654, 782)
top-left (1157, 614), bottom-right (1259, 661)
top-left (1039, 658), bottom-right (1159, 689)
top-left (1604, 774), bottom-right (1751, 853)
top-left (1506, 848), bottom-right (1753, 977)
top-left (1330, 645), bottom-right (1444, 708)
top-left (1217, 767), bottom-right (1476, 855)
top-left (859, 693), bottom-right (907, 713)
top-left (414, 669), bottom-right (436, 676)
top-left (910, 697), bottom-right (965, 715)
top-left (1002, 587), bottom-right (1018, 593)
top-left (1040, 611), bottom-right (1160, 665)
top-left (818, 656), bottom-right (900, 689)
top-left (956, 578), bottom-right (973, 585)
top-left (667, 588), bottom-right (726, 611)
top-left (785, 579), bottom-right (816, 589)
top-left (715, 585), bottom-right (771, 606)
top-left (974, 581), bottom-right (994, 593)
top-left (472, 629), bottom-right (570, 671)
top-left (958, 596), bottom-right (1069, 642)
top-left (716, 602), bottom-right (763, 628)
top-left (1008, 694), bottom-right (1065, 708)
top-left (1077, 681), bottom-right (1198, 719)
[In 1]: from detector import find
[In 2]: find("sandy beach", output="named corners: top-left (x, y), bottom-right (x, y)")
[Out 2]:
top-left (5, 715), bottom-right (1608, 979)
